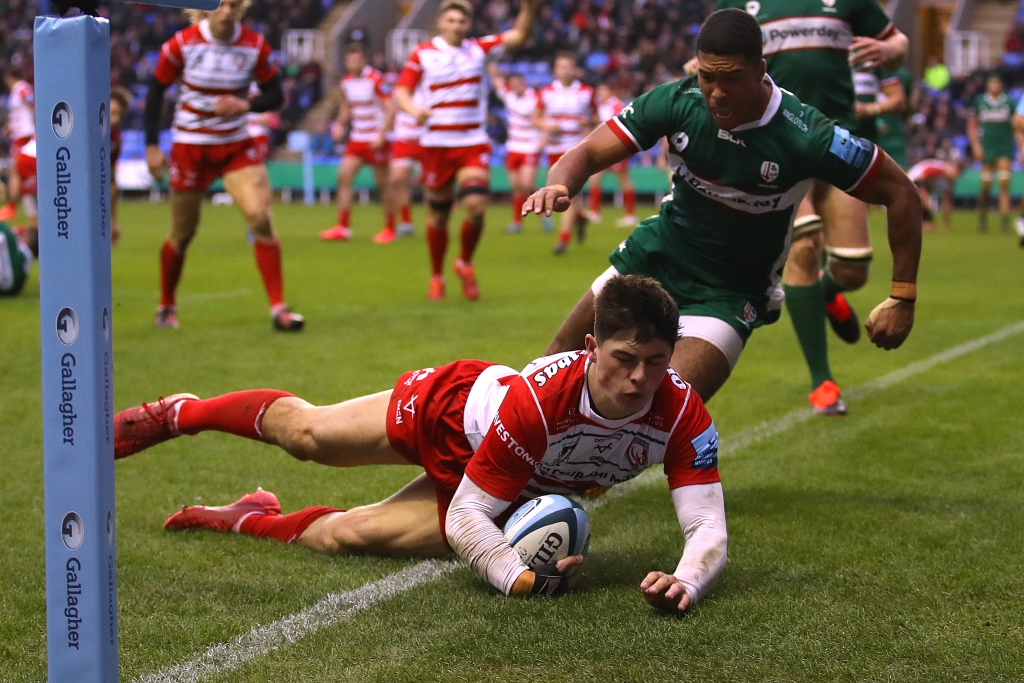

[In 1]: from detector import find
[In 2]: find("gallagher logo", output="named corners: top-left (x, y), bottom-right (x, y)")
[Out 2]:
top-left (760, 160), bottom-right (779, 183)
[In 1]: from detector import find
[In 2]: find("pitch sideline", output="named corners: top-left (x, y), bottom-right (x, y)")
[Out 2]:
top-left (133, 320), bottom-right (1024, 682)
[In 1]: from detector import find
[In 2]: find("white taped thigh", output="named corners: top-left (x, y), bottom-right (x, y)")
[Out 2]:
top-left (590, 265), bottom-right (620, 297)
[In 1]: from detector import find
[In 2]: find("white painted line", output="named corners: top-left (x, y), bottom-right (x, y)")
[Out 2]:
top-left (114, 288), bottom-right (252, 303)
top-left (132, 559), bottom-right (460, 683)
top-left (582, 320), bottom-right (1024, 512)
top-left (134, 321), bottom-right (1024, 681)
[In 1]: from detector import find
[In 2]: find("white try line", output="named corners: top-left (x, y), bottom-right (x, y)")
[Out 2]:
top-left (132, 559), bottom-right (461, 683)
top-left (133, 320), bottom-right (1024, 682)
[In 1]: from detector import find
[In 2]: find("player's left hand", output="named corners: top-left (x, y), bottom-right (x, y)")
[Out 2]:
top-left (848, 36), bottom-right (892, 69)
top-left (213, 95), bottom-right (250, 117)
top-left (865, 298), bottom-right (915, 350)
top-left (640, 571), bottom-right (692, 614)
top-left (523, 185), bottom-right (571, 216)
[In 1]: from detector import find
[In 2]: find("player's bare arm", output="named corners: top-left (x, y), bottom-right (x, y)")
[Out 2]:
top-left (856, 78), bottom-right (905, 120)
top-left (393, 86), bottom-right (430, 125)
top-left (498, 0), bottom-right (537, 51)
top-left (848, 29), bottom-right (908, 71)
top-left (376, 95), bottom-right (396, 150)
top-left (851, 153), bottom-right (922, 350)
top-left (522, 124), bottom-right (633, 216)
top-left (966, 114), bottom-right (983, 160)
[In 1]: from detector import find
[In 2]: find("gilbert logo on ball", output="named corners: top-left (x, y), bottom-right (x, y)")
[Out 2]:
top-left (503, 495), bottom-right (590, 568)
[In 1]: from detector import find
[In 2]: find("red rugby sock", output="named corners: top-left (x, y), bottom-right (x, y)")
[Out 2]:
top-left (337, 208), bottom-right (350, 227)
top-left (253, 238), bottom-right (284, 307)
top-left (623, 188), bottom-right (636, 215)
top-left (511, 193), bottom-right (525, 224)
top-left (427, 222), bottom-right (448, 276)
top-left (239, 506), bottom-right (341, 543)
top-left (176, 389), bottom-right (294, 440)
top-left (459, 218), bottom-right (483, 263)
top-left (159, 240), bottom-right (185, 308)
top-left (589, 183), bottom-right (601, 214)
top-left (400, 205), bottom-right (412, 223)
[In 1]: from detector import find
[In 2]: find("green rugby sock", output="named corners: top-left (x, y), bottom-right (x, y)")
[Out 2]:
top-left (784, 281), bottom-right (833, 390)
top-left (821, 268), bottom-right (843, 301)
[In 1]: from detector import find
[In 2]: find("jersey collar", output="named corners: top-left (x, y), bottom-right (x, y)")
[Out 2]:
top-left (198, 18), bottom-right (242, 45)
top-left (580, 356), bottom-right (655, 429)
top-left (729, 75), bottom-right (782, 133)
top-left (432, 35), bottom-right (466, 52)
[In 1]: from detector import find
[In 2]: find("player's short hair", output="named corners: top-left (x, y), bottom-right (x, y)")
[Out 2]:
top-left (594, 275), bottom-right (679, 348)
top-left (345, 42), bottom-right (366, 55)
top-left (696, 8), bottom-right (763, 64)
top-left (439, 0), bottom-right (473, 18)
top-left (110, 85), bottom-right (131, 113)
top-left (185, 0), bottom-right (251, 25)
top-left (553, 51), bottom-right (578, 65)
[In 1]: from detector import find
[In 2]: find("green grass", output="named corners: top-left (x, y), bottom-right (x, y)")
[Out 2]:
top-left (2, 201), bottom-right (1023, 682)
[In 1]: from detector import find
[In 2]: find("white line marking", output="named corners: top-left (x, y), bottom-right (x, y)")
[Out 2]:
top-left (115, 288), bottom-right (252, 303)
top-left (132, 559), bottom-right (460, 683)
top-left (134, 321), bottom-right (1024, 680)
top-left (582, 320), bottom-right (1024, 512)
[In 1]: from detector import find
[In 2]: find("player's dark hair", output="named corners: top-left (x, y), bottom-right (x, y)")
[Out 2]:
top-left (594, 275), bottom-right (679, 348)
top-left (696, 8), bottom-right (763, 64)
top-left (439, 0), bottom-right (473, 18)
top-left (345, 42), bottom-right (365, 55)
top-left (554, 51), bottom-right (578, 65)
top-left (110, 85), bottom-right (131, 112)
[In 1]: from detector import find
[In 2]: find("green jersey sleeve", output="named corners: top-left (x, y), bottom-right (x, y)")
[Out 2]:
top-left (808, 111), bottom-right (885, 193)
top-left (610, 81), bottom-right (688, 152)
top-left (851, 0), bottom-right (893, 38)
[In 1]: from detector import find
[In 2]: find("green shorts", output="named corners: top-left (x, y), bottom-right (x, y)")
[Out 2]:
top-left (983, 142), bottom-right (1014, 166)
top-left (606, 216), bottom-right (781, 345)
top-left (0, 223), bottom-right (30, 297)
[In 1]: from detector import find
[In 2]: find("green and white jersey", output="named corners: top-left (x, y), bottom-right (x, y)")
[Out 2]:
top-left (606, 76), bottom-right (884, 312)
top-left (716, 0), bottom-right (894, 128)
top-left (972, 93), bottom-right (1014, 156)
top-left (0, 222), bottom-right (32, 296)
top-left (876, 67), bottom-right (912, 167)
top-left (852, 68), bottom-right (880, 141)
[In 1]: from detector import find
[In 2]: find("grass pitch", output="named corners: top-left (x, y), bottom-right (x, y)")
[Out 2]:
top-left (2, 200), bottom-right (1023, 682)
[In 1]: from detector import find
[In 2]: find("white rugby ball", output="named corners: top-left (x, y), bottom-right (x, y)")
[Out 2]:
top-left (502, 494), bottom-right (590, 568)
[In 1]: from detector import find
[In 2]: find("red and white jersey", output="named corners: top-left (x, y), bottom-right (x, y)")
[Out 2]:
top-left (153, 19), bottom-right (278, 145)
top-left (396, 34), bottom-right (505, 148)
top-left (907, 159), bottom-right (957, 183)
top-left (494, 82), bottom-right (541, 155)
top-left (538, 80), bottom-right (597, 155)
top-left (463, 351), bottom-right (721, 503)
top-left (6, 80), bottom-right (35, 141)
top-left (392, 83), bottom-right (425, 142)
top-left (598, 95), bottom-right (626, 124)
top-left (341, 65), bottom-right (389, 143)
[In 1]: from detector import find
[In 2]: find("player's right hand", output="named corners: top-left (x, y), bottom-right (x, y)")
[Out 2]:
top-left (865, 297), bottom-right (914, 350)
top-left (641, 571), bottom-right (693, 614)
top-left (510, 555), bottom-right (585, 597)
top-left (414, 107), bottom-right (431, 126)
top-left (523, 185), bottom-right (572, 216)
top-left (146, 145), bottom-right (166, 182)
top-left (683, 56), bottom-right (699, 76)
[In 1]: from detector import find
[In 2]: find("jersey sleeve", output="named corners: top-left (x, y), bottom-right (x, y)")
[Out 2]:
top-left (663, 390), bottom-right (722, 490)
top-left (372, 71), bottom-right (390, 100)
top-left (808, 111), bottom-right (885, 195)
top-left (851, 0), bottom-right (894, 39)
top-left (607, 81), bottom-right (682, 153)
top-left (476, 34), bottom-right (505, 56)
top-left (396, 47), bottom-right (424, 90)
top-left (152, 35), bottom-right (184, 86)
top-left (253, 36), bottom-right (278, 84)
top-left (464, 377), bottom-right (548, 502)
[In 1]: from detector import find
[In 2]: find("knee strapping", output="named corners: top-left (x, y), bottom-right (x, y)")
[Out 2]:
top-left (457, 179), bottom-right (489, 200)
top-left (428, 198), bottom-right (454, 212)
top-left (792, 214), bottom-right (824, 240)
top-left (980, 171), bottom-right (993, 183)
top-left (825, 245), bottom-right (874, 264)
top-left (998, 169), bottom-right (1011, 181)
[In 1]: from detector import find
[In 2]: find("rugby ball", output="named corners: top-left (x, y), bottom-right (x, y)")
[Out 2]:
top-left (502, 494), bottom-right (590, 568)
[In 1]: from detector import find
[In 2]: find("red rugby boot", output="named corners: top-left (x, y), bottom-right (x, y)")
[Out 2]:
top-left (164, 489), bottom-right (281, 532)
top-left (825, 292), bottom-right (861, 344)
top-left (453, 259), bottom-right (479, 301)
top-left (114, 393), bottom-right (198, 458)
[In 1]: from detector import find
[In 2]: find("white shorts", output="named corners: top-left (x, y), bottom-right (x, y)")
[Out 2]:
top-left (590, 266), bottom-right (745, 369)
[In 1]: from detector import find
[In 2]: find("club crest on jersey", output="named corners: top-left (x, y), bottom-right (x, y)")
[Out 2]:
top-left (735, 302), bottom-right (758, 329)
top-left (760, 161), bottom-right (779, 183)
top-left (745, 1), bottom-right (760, 16)
top-left (625, 437), bottom-right (650, 468)
top-left (822, 0), bottom-right (836, 7)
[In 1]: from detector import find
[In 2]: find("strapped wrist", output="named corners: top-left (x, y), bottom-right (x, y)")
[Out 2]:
top-left (890, 281), bottom-right (917, 302)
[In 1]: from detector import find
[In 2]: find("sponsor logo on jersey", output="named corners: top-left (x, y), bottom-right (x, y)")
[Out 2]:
top-left (673, 160), bottom-right (809, 214)
top-left (532, 351), bottom-right (582, 387)
top-left (404, 367), bottom-right (436, 385)
top-left (670, 132), bottom-right (689, 153)
top-left (745, 1), bottom-right (760, 17)
top-left (625, 436), bottom-right (650, 468)
top-left (829, 125), bottom-right (872, 167)
top-left (782, 108), bottom-right (809, 133)
top-left (760, 161), bottom-right (779, 183)
top-left (717, 128), bottom-right (746, 147)
top-left (761, 17), bottom-right (852, 55)
top-left (691, 423), bottom-right (719, 469)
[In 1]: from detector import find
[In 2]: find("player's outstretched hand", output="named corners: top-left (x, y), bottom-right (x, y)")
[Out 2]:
top-left (640, 571), bottom-right (692, 614)
top-left (213, 95), bottom-right (250, 117)
top-left (683, 56), bottom-right (698, 76)
top-left (146, 145), bottom-right (166, 183)
top-left (413, 107), bottom-right (432, 126)
top-left (523, 185), bottom-right (572, 216)
top-left (865, 298), bottom-right (914, 350)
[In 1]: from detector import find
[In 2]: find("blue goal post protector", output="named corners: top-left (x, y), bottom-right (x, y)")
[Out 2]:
top-left (35, 1), bottom-right (217, 681)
